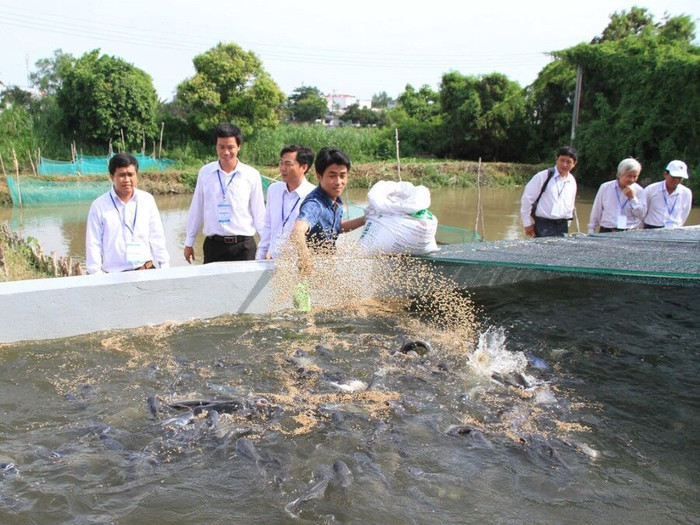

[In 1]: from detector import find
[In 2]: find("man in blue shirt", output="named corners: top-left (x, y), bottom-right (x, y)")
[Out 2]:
top-left (291, 147), bottom-right (365, 273)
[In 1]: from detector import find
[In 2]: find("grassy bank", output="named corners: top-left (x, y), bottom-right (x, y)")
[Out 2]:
top-left (0, 159), bottom-right (542, 205)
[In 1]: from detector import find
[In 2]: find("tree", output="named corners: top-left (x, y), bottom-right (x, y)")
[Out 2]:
top-left (340, 104), bottom-right (383, 127)
top-left (561, 10), bottom-right (699, 189)
top-left (287, 86), bottom-right (327, 123)
top-left (30, 49), bottom-right (75, 96)
top-left (371, 91), bottom-right (393, 109)
top-left (175, 43), bottom-right (285, 136)
top-left (440, 72), bottom-right (529, 161)
top-left (57, 50), bottom-right (158, 147)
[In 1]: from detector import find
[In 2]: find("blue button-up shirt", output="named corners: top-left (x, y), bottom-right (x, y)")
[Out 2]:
top-left (297, 185), bottom-right (343, 248)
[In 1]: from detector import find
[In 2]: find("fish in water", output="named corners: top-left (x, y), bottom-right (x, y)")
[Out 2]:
top-left (235, 437), bottom-right (262, 464)
top-left (491, 371), bottom-right (531, 389)
top-left (146, 395), bottom-right (160, 418)
top-left (322, 372), bottom-right (368, 393)
top-left (398, 340), bottom-right (432, 357)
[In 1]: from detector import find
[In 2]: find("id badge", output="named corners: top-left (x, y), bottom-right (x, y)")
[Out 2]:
top-left (126, 241), bottom-right (142, 264)
top-left (217, 202), bottom-right (231, 223)
top-left (550, 201), bottom-right (562, 217)
top-left (616, 215), bottom-right (627, 230)
top-left (664, 218), bottom-right (679, 229)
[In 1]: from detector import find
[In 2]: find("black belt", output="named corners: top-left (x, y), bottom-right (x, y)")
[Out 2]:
top-left (207, 234), bottom-right (253, 244)
top-left (643, 223), bottom-right (663, 229)
top-left (534, 216), bottom-right (570, 225)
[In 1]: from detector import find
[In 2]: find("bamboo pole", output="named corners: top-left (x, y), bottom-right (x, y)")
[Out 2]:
top-left (11, 148), bottom-right (23, 208)
top-left (395, 128), bottom-right (402, 182)
top-left (120, 129), bottom-right (126, 152)
top-left (28, 151), bottom-right (37, 176)
top-left (158, 122), bottom-right (164, 158)
top-left (0, 152), bottom-right (6, 176)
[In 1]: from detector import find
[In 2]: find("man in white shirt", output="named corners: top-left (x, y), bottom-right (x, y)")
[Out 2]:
top-left (256, 145), bottom-right (316, 260)
top-left (520, 146), bottom-right (578, 237)
top-left (643, 160), bottom-right (693, 229)
top-left (85, 153), bottom-right (170, 274)
top-left (183, 123), bottom-right (265, 263)
top-left (588, 158), bottom-right (646, 233)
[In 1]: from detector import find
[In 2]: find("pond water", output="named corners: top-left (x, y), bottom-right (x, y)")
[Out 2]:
top-left (0, 275), bottom-right (697, 523)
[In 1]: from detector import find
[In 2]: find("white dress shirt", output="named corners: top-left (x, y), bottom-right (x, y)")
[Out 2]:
top-left (520, 168), bottom-right (577, 227)
top-left (86, 188), bottom-right (170, 274)
top-left (588, 180), bottom-right (646, 233)
top-left (256, 178), bottom-right (316, 259)
top-left (644, 180), bottom-right (693, 227)
top-left (184, 160), bottom-right (266, 247)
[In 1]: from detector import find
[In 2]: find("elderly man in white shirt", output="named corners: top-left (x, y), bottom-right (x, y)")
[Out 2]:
top-left (86, 153), bottom-right (170, 274)
top-left (643, 160), bottom-right (693, 229)
top-left (183, 123), bottom-right (265, 264)
top-left (520, 146), bottom-right (578, 237)
top-left (257, 145), bottom-right (316, 260)
top-left (588, 158), bottom-right (646, 233)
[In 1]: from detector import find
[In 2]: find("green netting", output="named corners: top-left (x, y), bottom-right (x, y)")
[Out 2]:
top-left (426, 227), bottom-right (700, 284)
top-left (7, 176), bottom-right (112, 206)
top-left (38, 154), bottom-right (176, 176)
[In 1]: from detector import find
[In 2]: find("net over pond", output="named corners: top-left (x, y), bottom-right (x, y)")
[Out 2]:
top-left (426, 226), bottom-right (700, 286)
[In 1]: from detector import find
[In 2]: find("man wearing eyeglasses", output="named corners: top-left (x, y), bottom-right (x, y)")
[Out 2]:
top-left (183, 123), bottom-right (266, 264)
top-left (256, 145), bottom-right (316, 260)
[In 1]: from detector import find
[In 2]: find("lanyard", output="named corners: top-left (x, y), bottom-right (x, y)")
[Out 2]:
top-left (662, 188), bottom-right (678, 216)
top-left (554, 177), bottom-right (569, 199)
top-left (615, 185), bottom-right (630, 212)
top-left (281, 192), bottom-right (301, 228)
top-left (110, 192), bottom-right (137, 237)
top-left (217, 169), bottom-right (236, 200)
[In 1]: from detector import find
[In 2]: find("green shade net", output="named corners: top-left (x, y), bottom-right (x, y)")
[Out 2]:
top-left (38, 154), bottom-right (176, 176)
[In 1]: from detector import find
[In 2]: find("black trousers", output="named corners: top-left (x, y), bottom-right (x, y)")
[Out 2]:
top-left (203, 236), bottom-right (256, 263)
top-left (534, 216), bottom-right (569, 237)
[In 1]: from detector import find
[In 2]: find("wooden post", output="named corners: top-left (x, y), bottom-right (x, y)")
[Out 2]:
top-left (28, 150), bottom-right (37, 176)
top-left (158, 121), bottom-right (164, 158)
top-left (11, 148), bottom-right (23, 208)
top-left (395, 128), bottom-right (402, 182)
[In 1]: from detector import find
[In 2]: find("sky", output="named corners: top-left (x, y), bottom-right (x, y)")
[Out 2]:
top-left (0, 0), bottom-right (698, 102)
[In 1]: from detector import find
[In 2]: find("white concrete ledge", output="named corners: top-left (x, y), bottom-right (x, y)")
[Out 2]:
top-left (0, 261), bottom-right (275, 343)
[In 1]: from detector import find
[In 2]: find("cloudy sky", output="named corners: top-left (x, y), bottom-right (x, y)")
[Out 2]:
top-left (0, 0), bottom-right (697, 101)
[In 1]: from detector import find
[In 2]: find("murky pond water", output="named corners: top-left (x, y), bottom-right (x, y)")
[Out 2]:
top-left (1, 276), bottom-right (697, 523)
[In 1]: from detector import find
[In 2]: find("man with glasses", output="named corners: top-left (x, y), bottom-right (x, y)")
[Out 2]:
top-left (256, 145), bottom-right (316, 260)
top-left (183, 123), bottom-right (265, 264)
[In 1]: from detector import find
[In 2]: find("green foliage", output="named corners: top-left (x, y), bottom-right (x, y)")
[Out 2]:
top-left (340, 104), bottom-right (385, 127)
top-left (30, 49), bottom-right (76, 95)
top-left (525, 60), bottom-right (577, 159)
top-left (561, 11), bottom-right (699, 189)
top-left (440, 72), bottom-right (530, 161)
top-left (175, 43), bottom-right (285, 136)
top-left (242, 124), bottom-right (391, 167)
top-left (287, 86), bottom-right (328, 123)
top-left (371, 91), bottom-right (394, 108)
top-left (57, 49), bottom-right (158, 148)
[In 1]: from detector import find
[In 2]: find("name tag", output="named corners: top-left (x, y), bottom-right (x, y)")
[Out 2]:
top-left (126, 241), bottom-right (143, 264)
top-left (217, 202), bottom-right (232, 223)
top-left (616, 215), bottom-right (627, 230)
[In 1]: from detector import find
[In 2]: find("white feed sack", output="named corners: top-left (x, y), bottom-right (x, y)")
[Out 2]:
top-left (358, 181), bottom-right (439, 255)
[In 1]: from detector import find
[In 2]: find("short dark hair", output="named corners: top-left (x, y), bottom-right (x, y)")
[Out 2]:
top-left (214, 123), bottom-right (243, 146)
top-left (280, 145), bottom-right (315, 173)
top-left (315, 147), bottom-right (351, 175)
top-left (108, 153), bottom-right (138, 175)
top-left (556, 146), bottom-right (578, 162)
